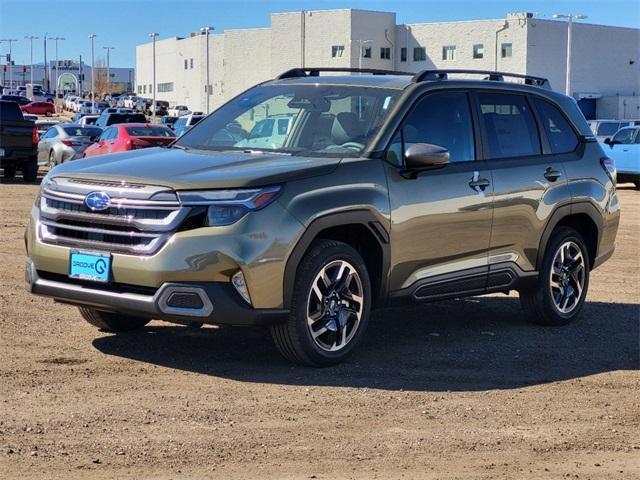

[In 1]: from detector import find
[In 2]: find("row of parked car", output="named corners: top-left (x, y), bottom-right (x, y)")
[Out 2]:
top-left (594, 120), bottom-right (640, 190)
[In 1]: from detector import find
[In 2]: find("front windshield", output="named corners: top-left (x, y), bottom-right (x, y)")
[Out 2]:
top-left (175, 84), bottom-right (401, 157)
top-left (597, 122), bottom-right (621, 136)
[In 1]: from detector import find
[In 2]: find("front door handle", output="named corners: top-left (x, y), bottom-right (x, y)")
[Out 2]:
top-left (544, 167), bottom-right (562, 182)
top-left (468, 177), bottom-right (490, 191)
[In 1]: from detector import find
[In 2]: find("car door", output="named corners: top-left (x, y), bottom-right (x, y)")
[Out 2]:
top-left (385, 90), bottom-right (493, 298)
top-left (606, 127), bottom-right (635, 172)
top-left (38, 128), bottom-right (57, 163)
top-left (477, 91), bottom-right (577, 276)
top-left (105, 127), bottom-right (119, 153)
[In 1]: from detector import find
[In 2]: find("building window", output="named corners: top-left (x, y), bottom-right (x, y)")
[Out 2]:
top-left (331, 45), bottom-right (345, 58)
top-left (190, 58), bottom-right (194, 69)
top-left (380, 47), bottom-right (391, 60)
top-left (148, 84), bottom-right (152, 93)
top-left (473, 44), bottom-right (484, 59)
top-left (400, 47), bottom-right (407, 62)
top-left (157, 82), bottom-right (173, 93)
top-left (413, 47), bottom-right (426, 61)
top-left (362, 47), bottom-right (371, 58)
top-left (143, 85), bottom-right (146, 94)
top-left (442, 45), bottom-right (456, 61)
top-left (137, 85), bottom-right (142, 94)
top-left (184, 59), bottom-right (188, 70)
top-left (501, 43), bottom-right (512, 58)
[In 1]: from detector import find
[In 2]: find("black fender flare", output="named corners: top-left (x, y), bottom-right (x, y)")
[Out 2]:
top-left (282, 210), bottom-right (390, 309)
top-left (536, 201), bottom-right (603, 269)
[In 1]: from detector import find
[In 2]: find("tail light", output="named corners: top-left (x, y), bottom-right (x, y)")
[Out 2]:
top-left (126, 139), bottom-right (148, 150)
top-left (32, 126), bottom-right (39, 144)
top-left (61, 140), bottom-right (81, 147)
top-left (600, 157), bottom-right (616, 183)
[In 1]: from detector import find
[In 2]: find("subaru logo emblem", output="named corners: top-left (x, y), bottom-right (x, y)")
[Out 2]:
top-left (85, 191), bottom-right (111, 211)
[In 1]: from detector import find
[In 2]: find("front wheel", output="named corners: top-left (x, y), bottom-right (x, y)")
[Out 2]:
top-left (78, 307), bottom-right (151, 332)
top-left (270, 239), bottom-right (371, 367)
top-left (520, 226), bottom-right (590, 326)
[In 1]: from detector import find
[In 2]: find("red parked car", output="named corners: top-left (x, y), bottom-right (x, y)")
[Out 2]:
top-left (83, 123), bottom-right (176, 158)
top-left (20, 101), bottom-right (56, 116)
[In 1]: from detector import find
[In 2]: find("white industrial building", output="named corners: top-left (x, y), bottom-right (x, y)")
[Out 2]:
top-left (135, 9), bottom-right (640, 119)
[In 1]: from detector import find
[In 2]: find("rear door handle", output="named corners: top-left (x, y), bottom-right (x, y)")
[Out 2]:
top-left (544, 167), bottom-right (562, 182)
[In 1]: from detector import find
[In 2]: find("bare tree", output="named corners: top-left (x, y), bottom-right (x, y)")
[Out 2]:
top-left (93, 57), bottom-right (111, 99)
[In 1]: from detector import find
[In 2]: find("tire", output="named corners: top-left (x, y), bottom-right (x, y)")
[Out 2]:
top-left (634, 180), bottom-right (640, 191)
top-left (3, 165), bottom-right (16, 179)
top-left (22, 158), bottom-right (38, 182)
top-left (49, 151), bottom-right (56, 167)
top-left (270, 239), bottom-right (372, 367)
top-left (520, 226), bottom-right (590, 326)
top-left (78, 307), bottom-right (151, 332)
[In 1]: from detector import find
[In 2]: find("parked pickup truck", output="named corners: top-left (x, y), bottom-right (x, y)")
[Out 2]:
top-left (0, 100), bottom-right (39, 181)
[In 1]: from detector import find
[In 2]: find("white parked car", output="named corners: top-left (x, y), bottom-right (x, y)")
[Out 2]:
top-left (235, 114), bottom-right (294, 149)
top-left (167, 105), bottom-right (191, 117)
top-left (172, 114), bottom-right (205, 136)
top-left (78, 115), bottom-right (100, 127)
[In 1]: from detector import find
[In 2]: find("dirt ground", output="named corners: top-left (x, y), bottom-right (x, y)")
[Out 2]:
top-left (1, 173), bottom-right (638, 480)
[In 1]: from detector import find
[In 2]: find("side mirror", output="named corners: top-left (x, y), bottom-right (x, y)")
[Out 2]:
top-left (604, 137), bottom-right (612, 145)
top-left (405, 143), bottom-right (450, 170)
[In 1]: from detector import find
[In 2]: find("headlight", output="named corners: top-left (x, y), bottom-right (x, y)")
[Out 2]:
top-left (35, 174), bottom-right (53, 206)
top-left (178, 186), bottom-right (281, 226)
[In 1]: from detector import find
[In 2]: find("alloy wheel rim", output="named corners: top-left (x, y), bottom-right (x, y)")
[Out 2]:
top-left (549, 241), bottom-right (586, 314)
top-left (306, 259), bottom-right (364, 352)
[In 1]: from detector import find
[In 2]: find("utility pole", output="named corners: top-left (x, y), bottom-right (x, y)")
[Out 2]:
top-left (103, 46), bottom-right (115, 94)
top-left (43, 34), bottom-right (47, 91)
top-left (1, 39), bottom-right (18, 91)
top-left (149, 33), bottom-right (158, 121)
top-left (200, 26), bottom-right (214, 114)
top-left (78, 54), bottom-right (83, 94)
top-left (553, 13), bottom-right (587, 97)
top-left (48, 37), bottom-right (65, 97)
top-left (24, 35), bottom-right (39, 95)
top-left (88, 34), bottom-right (96, 112)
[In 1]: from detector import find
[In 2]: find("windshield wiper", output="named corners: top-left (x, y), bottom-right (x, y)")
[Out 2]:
top-left (171, 144), bottom-right (190, 151)
top-left (243, 148), bottom-right (292, 156)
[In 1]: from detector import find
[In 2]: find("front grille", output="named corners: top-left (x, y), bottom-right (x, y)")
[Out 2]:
top-left (38, 177), bottom-right (190, 255)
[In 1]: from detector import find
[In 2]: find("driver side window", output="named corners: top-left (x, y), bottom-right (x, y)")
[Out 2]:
top-left (612, 128), bottom-right (635, 145)
top-left (386, 92), bottom-right (475, 165)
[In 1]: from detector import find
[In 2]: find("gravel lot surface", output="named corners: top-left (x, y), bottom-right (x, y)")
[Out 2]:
top-left (1, 173), bottom-right (638, 479)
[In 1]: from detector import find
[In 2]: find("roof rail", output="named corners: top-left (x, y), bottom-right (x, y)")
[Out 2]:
top-left (276, 67), bottom-right (414, 80)
top-left (411, 69), bottom-right (551, 89)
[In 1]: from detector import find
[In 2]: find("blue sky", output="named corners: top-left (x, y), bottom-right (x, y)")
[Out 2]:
top-left (1, 0), bottom-right (638, 67)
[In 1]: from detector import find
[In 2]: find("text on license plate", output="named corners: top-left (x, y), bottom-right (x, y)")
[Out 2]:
top-left (69, 251), bottom-right (111, 282)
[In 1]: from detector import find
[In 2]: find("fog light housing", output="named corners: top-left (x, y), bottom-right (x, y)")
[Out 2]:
top-left (231, 270), bottom-right (251, 305)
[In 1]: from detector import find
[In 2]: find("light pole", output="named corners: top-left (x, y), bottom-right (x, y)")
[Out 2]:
top-left (0, 39), bottom-right (17, 91)
top-left (48, 36), bottom-right (65, 96)
top-left (200, 26), bottom-right (213, 114)
top-left (353, 39), bottom-right (372, 72)
top-left (553, 13), bottom-right (587, 97)
top-left (25, 35), bottom-right (39, 93)
top-left (103, 46), bottom-right (115, 94)
top-left (88, 34), bottom-right (96, 112)
top-left (149, 33), bottom-right (158, 122)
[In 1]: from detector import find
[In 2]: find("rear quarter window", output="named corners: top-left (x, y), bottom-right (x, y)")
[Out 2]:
top-left (532, 98), bottom-right (579, 154)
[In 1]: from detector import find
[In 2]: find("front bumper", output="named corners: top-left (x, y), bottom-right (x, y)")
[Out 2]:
top-left (25, 258), bottom-right (288, 326)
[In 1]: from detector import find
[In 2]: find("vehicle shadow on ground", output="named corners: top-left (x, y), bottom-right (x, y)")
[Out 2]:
top-left (93, 296), bottom-right (639, 391)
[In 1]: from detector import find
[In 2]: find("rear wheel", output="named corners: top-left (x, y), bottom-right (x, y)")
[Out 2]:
top-left (520, 227), bottom-right (589, 326)
top-left (78, 307), bottom-right (151, 332)
top-left (22, 158), bottom-right (38, 182)
top-left (48, 151), bottom-right (56, 167)
top-left (270, 239), bottom-right (371, 367)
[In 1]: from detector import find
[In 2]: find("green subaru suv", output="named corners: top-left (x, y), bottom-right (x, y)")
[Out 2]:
top-left (25, 68), bottom-right (619, 366)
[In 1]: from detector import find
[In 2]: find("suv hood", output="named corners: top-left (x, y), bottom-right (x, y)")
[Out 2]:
top-left (49, 147), bottom-right (342, 190)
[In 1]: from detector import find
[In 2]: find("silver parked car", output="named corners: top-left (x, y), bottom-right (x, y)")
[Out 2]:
top-left (37, 124), bottom-right (103, 166)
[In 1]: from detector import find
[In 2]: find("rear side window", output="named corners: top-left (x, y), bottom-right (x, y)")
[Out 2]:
top-left (478, 92), bottom-right (540, 159)
top-left (401, 92), bottom-right (475, 162)
top-left (533, 98), bottom-right (579, 154)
